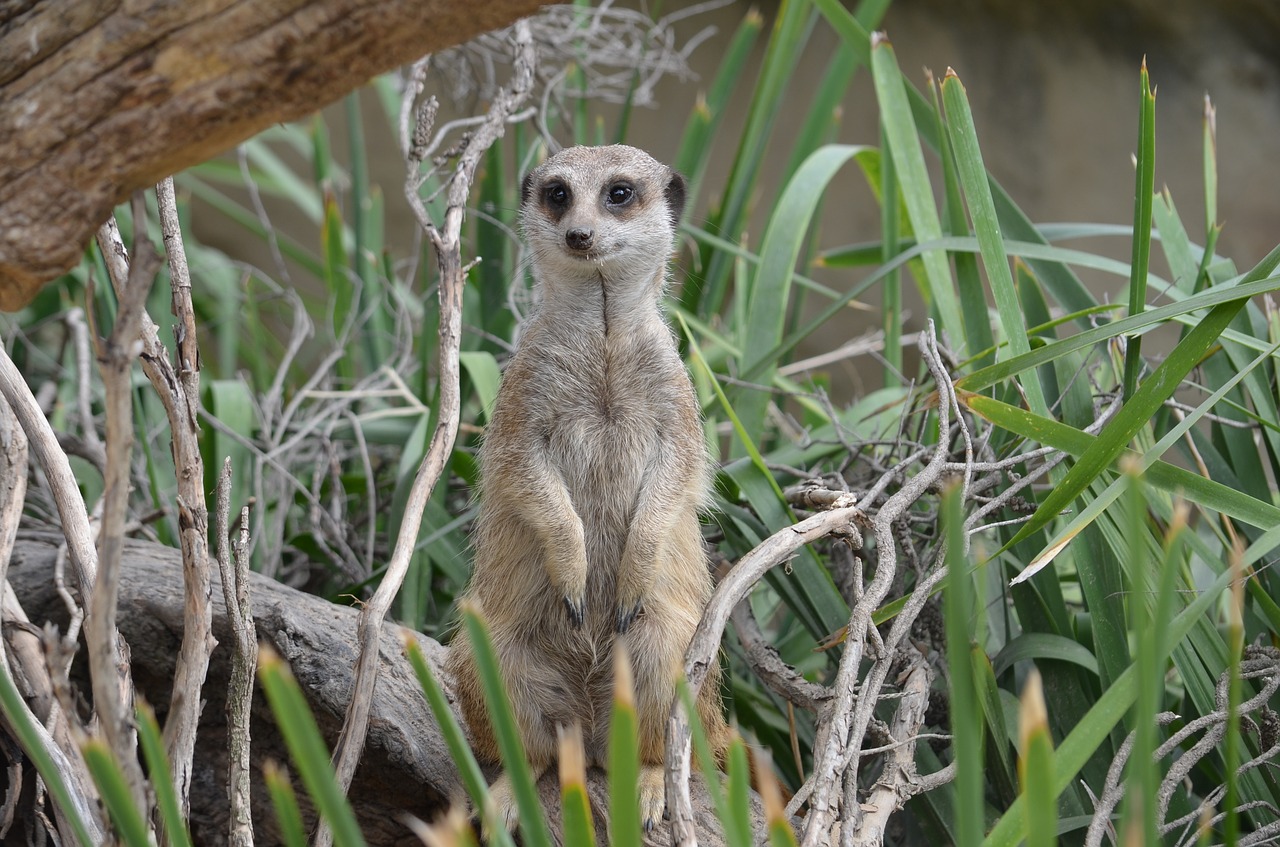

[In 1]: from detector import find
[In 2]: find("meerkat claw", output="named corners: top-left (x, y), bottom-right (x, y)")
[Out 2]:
top-left (564, 595), bottom-right (586, 628)
top-left (616, 599), bottom-right (644, 633)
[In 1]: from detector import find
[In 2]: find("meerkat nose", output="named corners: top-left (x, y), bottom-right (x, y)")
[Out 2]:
top-left (565, 227), bottom-right (595, 251)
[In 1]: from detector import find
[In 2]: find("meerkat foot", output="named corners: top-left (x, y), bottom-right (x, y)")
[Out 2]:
top-left (637, 766), bottom-right (666, 832)
top-left (482, 765), bottom-right (548, 838)
top-left (616, 598), bottom-right (645, 633)
top-left (563, 594), bottom-right (587, 628)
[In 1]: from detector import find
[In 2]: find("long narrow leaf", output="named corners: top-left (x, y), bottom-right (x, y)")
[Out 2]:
top-left (460, 607), bottom-right (555, 847)
top-left (404, 638), bottom-right (515, 847)
top-left (999, 296), bottom-right (1251, 553)
top-left (83, 741), bottom-right (152, 847)
top-left (1122, 61), bottom-right (1156, 400)
top-left (137, 703), bottom-right (195, 847)
top-left (942, 69), bottom-right (1047, 415)
top-left (983, 565), bottom-right (1232, 847)
top-left (257, 649), bottom-right (366, 847)
top-left (871, 34), bottom-right (964, 350)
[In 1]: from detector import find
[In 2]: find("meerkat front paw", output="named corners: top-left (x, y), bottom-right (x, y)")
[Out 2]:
top-left (614, 556), bottom-right (653, 634)
top-left (548, 544), bottom-right (589, 628)
top-left (563, 593), bottom-right (587, 628)
top-left (616, 596), bottom-right (645, 633)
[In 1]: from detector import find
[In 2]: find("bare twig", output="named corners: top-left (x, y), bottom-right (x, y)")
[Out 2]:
top-left (799, 324), bottom-right (957, 847)
top-left (0, 394), bottom-right (101, 845)
top-left (730, 599), bottom-right (831, 713)
top-left (215, 459), bottom-right (256, 847)
top-left (847, 644), bottom-right (935, 847)
top-left (153, 174), bottom-right (218, 823)
top-left (0, 346), bottom-right (98, 595)
top-left (667, 501), bottom-right (862, 847)
top-left (323, 21), bottom-right (537, 839)
top-left (89, 192), bottom-right (156, 816)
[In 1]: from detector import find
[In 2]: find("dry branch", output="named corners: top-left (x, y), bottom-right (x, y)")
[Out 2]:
top-left (667, 503), bottom-right (862, 847)
top-left (323, 21), bottom-right (538, 831)
top-left (88, 193), bottom-right (156, 816)
top-left (215, 460), bottom-right (257, 847)
top-left (0, 0), bottom-right (546, 307)
top-left (7, 530), bottom-right (756, 845)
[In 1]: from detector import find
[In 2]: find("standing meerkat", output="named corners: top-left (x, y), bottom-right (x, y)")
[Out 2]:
top-left (447, 144), bottom-right (730, 831)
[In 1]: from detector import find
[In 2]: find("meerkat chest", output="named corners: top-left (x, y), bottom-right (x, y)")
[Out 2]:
top-left (533, 337), bottom-right (684, 491)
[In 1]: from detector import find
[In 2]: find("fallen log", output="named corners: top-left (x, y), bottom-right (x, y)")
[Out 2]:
top-left (0, 0), bottom-right (545, 309)
top-left (8, 529), bottom-right (750, 844)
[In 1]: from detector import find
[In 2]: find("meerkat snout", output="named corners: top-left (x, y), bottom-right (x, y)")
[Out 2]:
top-left (565, 226), bottom-right (594, 251)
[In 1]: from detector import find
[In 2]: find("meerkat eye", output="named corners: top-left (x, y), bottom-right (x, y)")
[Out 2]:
top-left (544, 182), bottom-right (570, 208)
top-left (605, 183), bottom-right (635, 207)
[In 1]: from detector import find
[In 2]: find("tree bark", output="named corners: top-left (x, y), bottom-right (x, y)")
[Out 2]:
top-left (7, 530), bottom-right (754, 845)
top-left (0, 0), bottom-right (546, 310)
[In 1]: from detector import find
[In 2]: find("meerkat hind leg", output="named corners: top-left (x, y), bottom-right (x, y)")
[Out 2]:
top-left (637, 765), bottom-right (666, 831)
top-left (483, 764), bottom-right (549, 837)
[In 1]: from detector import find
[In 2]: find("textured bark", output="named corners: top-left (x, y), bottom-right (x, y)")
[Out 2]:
top-left (0, 0), bottom-right (545, 310)
top-left (8, 530), bottom-right (754, 845)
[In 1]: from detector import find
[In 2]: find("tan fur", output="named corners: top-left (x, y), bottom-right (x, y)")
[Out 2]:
top-left (446, 145), bottom-right (730, 828)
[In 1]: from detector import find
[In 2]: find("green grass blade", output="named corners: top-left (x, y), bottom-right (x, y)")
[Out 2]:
top-left (747, 745), bottom-right (798, 847)
top-left (83, 740), bottom-right (152, 846)
top-left (264, 761), bottom-right (309, 847)
top-left (958, 255), bottom-right (1280, 393)
top-left (558, 723), bottom-right (596, 847)
top-left (813, 0), bottom-right (1105, 320)
top-left (871, 34), bottom-right (964, 351)
top-left (1203, 95), bottom-right (1218, 237)
top-left (257, 649), bottom-right (366, 847)
top-left (1122, 61), bottom-right (1157, 400)
top-left (983, 564), bottom-right (1232, 847)
top-left (991, 633), bottom-right (1099, 678)
top-left (1153, 188), bottom-right (1198, 292)
top-left (1016, 673), bottom-right (1057, 847)
top-left (137, 703), bottom-right (194, 847)
top-left (943, 484), bottom-right (983, 847)
top-left (403, 638), bottom-right (515, 847)
top-left (725, 736), bottom-right (754, 847)
top-left (1224, 551), bottom-right (1245, 846)
top-left (681, 312), bottom-right (849, 638)
top-left (880, 120), bottom-right (904, 383)
top-left (0, 661), bottom-right (97, 845)
top-left (693, 0), bottom-right (815, 317)
top-left (963, 393), bottom-right (1280, 532)
top-left (608, 648), bottom-right (641, 847)
top-left (941, 69), bottom-right (1047, 414)
top-left (973, 645), bottom-right (1017, 805)
top-left (673, 10), bottom-right (764, 231)
top-left (1007, 338), bottom-right (1278, 583)
top-left (1119, 465), bottom-right (1158, 847)
top-left (933, 74), bottom-right (995, 375)
top-left (460, 607), bottom-right (555, 847)
top-left (736, 144), bottom-right (873, 425)
top-left (676, 680), bottom-right (730, 828)
top-left (999, 295), bottom-right (1251, 553)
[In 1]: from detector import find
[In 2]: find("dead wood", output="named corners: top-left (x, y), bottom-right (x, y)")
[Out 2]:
top-left (7, 529), bottom-right (753, 845)
top-left (0, 0), bottom-right (546, 309)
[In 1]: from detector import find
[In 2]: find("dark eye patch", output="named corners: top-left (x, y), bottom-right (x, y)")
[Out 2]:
top-left (604, 182), bottom-right (636, 208)
top-left (544, 181), bottom-right (571, 208)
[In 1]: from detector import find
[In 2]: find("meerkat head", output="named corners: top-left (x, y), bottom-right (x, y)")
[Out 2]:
top-left (520, 145), bottom-right (686, 296)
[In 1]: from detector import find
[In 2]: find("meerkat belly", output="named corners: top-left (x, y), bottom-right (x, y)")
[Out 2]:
top-left (547, 392), bottom-right (657, 573)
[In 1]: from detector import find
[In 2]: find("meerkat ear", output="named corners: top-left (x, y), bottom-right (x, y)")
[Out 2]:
top-left (665, 169), bottom-right (687, 229)
top-left (521, 172), bottom-right (535, 207)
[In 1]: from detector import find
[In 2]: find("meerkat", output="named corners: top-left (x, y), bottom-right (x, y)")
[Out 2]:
top-left (446, 144), bottom-right (730, 831)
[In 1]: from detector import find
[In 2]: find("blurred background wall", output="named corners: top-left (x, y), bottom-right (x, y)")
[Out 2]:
top-left (191, 0), bottom-right (1280, 389)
